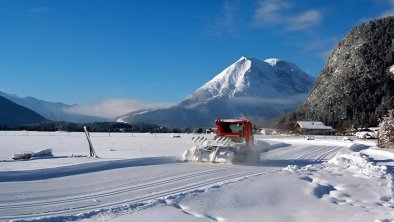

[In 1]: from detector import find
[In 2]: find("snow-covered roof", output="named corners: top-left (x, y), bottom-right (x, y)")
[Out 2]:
top-left (296, 121), bottom-right (333, 130)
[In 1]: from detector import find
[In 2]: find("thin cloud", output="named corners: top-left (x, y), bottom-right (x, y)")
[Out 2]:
top-left (207, 1), bottom-right (239, 35)
top-left (321, 48), bottom-right (334, 60)
top-left (286, 10), bottom-right (321, 31)
top-left (380, 0), bottom-right (394, 17)
top-left (64, 99), bottom-right (174, 119)
top-left (254, 0), bottom-right (291, 24)
top-left (356, 0), bottom-right (394, 30)
top-left (304, 37), bottom-right (339, 59)
top-left (253, 0), bottom-right (322, 31)
top-left (27, 6), bottom-right (52, 17)
top-left (362, 0), bottom-right (394, 21)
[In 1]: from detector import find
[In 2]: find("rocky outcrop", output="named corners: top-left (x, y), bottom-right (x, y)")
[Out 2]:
top-left (282, 16), bottom-right (394, 129)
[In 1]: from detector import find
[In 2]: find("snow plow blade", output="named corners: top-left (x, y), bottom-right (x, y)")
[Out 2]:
top-left (183, 145), bottom-right (236, 163)
top-left (183, 136), bottom-right (239, 163)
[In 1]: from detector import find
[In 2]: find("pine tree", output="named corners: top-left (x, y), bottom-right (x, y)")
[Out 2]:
top-left (378, 109), bottom-right (394, 148)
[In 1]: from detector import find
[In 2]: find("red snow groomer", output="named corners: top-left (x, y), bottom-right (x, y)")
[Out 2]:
top-left (183, 119), bottom-right (255, 163)
top-left (215, 119), bottom-right (254, 146)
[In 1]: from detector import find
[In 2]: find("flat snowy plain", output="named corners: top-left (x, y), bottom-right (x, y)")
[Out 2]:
top-left (0, 131), bottom-right (393, 222)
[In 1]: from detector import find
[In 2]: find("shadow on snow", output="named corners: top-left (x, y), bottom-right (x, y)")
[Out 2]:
top-left (0, 156), bottom-right (181, 182)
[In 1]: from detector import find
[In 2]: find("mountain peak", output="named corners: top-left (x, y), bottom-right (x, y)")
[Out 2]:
top-left (238, 56), bottom-right (249, 61)
top-left (117, 56), bottom-right (314, 127)
top-left (179, 56), bottom-right (314, 108)
top-left (238, 56), bottom-right (261, 63)
top-left (239, 56), bottom-right (282, 66)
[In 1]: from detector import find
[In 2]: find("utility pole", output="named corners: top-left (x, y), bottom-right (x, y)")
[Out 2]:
top-left (84, 126), bottom-right (98, 158)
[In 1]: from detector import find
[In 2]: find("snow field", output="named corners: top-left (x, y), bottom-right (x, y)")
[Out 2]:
top-left (0, 132), bottom-right (194, 170)
top-left (0, 133), bottom-right (393, 221)
top-left (280, 149), bottom-right (394, 221)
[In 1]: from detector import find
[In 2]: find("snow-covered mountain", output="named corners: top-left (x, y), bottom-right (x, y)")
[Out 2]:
top-left (0, 91), bottom-right (108, 123)
top-left (117, 56), bottom-right (315, 127)
top-left (180, 57), bottom-right (313, 107)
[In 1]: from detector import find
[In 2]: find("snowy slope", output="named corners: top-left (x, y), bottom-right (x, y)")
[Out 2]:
top-left (118, 57), bottom-right (314, 127)
top-left (0, 133), bottom-right (392, 221)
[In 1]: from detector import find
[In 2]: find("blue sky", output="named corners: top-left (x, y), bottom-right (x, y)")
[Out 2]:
top-left (1, 0), bottom-right (394, 117)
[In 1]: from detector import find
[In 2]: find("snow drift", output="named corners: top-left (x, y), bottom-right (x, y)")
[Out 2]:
top-left (328, 152), bottom-right (391, 179)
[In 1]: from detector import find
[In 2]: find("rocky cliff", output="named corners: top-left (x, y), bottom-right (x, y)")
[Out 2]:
top-left (282, 16), bottom-right (394, 129)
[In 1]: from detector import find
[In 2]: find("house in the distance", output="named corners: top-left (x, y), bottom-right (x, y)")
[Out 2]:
top-left (295, 121), bottom-right (334, 135)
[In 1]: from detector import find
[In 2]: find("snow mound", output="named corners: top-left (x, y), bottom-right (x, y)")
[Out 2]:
top-left (328, 152), bottom-right (391, 179)
top-left (264, 58), bottom-right (280, 66)
top-left (12, 149), bottom-right (53, 160)
top-left (282, 164), bottom-right (320, 173)
top-left (390, 65), bottom-right (394, 74)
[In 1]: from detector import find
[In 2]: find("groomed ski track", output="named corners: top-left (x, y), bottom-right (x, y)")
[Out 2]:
top-left (0, 138), bottom-right (349, 221)
top-left (0, 163), bottom-right (276, 221)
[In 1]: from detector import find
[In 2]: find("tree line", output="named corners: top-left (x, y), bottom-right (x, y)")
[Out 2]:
top-left (0, 121), bottom-right (194, 133)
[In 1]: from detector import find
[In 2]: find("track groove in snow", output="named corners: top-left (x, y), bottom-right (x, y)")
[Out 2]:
top-left (0, 168), bottom-right (224, 209)
top-left (268, 145), bottom-right (345, 162)
top-left (283, 145), bottom-right (344, 161)
top-left (0, 165), bottom-right (274, 221)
